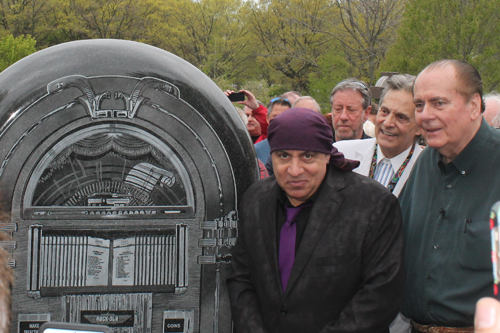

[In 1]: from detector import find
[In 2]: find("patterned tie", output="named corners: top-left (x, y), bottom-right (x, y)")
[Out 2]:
top-left (279, 205), bottom-right (305, 292)
top-left (374, 158), bottom-right (394, 187)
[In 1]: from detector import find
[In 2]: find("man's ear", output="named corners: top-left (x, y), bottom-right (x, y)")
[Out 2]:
top-left (470, 93), bottom-right (482, 121)
top-left (363, 105), bottom-right (372, 122)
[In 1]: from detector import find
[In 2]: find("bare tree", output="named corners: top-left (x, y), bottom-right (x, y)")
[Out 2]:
top-left (333, 0), bottom-right (406, 84)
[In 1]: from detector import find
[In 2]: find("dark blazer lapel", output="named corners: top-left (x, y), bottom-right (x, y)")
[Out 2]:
top-left (284, 168), bottom-right (346, 295)
top-left (260, 181), bottom-right (281, 286)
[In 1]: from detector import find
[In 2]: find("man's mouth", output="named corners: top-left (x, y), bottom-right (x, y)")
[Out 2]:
top-left (425, 127), bottom-right (441, 134)
top-left (288, 180), bottom-right (307, 187)
top-left (381, 129), bottom-right (397, 137)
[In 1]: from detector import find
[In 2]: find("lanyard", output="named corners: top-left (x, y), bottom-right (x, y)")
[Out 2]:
top-left (368, 142), bottom-right (416, 193)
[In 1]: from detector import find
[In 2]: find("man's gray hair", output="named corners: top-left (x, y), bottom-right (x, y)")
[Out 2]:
top-left (330, 78), bottom-right (371, 110)
top-left (484, 91), bottom-right (500, 104)
top-left (491, 113), bottom-right (500, 128)
top-left (485, 92), bottom-right (500, 126)
top-left (292, 96), bottom-right (321, 114)
top-left (379, 74), bottom-right (416, 105)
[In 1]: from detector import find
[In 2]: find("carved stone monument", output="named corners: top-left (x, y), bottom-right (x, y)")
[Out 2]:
top-left (0, 39), bottom-right (258, 333)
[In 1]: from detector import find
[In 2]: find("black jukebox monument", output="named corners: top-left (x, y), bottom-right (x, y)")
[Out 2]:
top-left (0, 39), bottom-right (258, 333)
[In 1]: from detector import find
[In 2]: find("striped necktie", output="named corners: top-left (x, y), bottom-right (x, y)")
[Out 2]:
top-left (373, 158), bottom-right (394, 187)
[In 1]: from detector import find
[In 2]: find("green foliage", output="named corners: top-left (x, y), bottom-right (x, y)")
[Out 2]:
top-left (0, 34), bottom-right (36, 71)
top-left (240, 80), bottom-right (271, 104)
top-left (248, 0), bottom-right (337, 92)
top-left (308, 42), bottom-right (350, 107)
top-left (382, 0), bottom-right (500, 91)
top-left (0, 0), bottom-right (498, 99)
top-left (65, 0), bottom-right (161, 40)
top-left (159, 0), bottom-right (254, 80)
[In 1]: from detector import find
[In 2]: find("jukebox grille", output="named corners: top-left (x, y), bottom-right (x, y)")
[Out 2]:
top-left (27, 224), bottom-right (189, 298)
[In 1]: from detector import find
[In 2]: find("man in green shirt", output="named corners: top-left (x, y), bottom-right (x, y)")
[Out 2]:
top-left (400, 59), bottom-right (500, 332)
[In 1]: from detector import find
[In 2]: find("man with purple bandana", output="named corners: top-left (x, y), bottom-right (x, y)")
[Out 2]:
top-left (227, 108), bottom-right (405, 333)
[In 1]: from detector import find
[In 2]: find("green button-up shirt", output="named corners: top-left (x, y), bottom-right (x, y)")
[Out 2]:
top-left (399, 119), bottom-right (500, 327)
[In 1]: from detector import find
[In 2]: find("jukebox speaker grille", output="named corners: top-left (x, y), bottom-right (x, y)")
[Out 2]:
top-left (27, 224), bottom-right (189, 298)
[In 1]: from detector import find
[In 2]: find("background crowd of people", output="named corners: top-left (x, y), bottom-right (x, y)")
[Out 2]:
top-left (227, 59), bottom-right (500, 333)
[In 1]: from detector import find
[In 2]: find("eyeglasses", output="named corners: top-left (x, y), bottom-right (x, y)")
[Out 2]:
top-left (270, 97), bottom-right (291, 104)
top-left (268, 97), bottom-right (292, 110)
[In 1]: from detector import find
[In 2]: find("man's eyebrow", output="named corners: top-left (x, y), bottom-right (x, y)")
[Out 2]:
top-left (394, 111), bottom-right (409, 118)
top-left (429, 97), bottom-right (447, 102)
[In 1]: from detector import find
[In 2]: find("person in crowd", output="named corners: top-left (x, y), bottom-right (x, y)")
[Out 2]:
top-left (334, 74), bottom-right (422, 197)
top-left (225, 89), bottom-right (268, 143)
top-left (281, 91), bottom-right (301, 104)
top-left (292, 96), bottom-right (322, 113)
top-left (399, 59), bottom-right (500, 332)
top-left (227, 107), bottom-right (405, 333)
top-left (363, 101), bottom-right (379, 137)
top-left (484, 92), bottom-right (500, 127)
top-left (264, 96), bottom-right (322, 176)
top-left (330, 78), bottom-right (373, 141)
top-left (255, 97), bottom-right (292, 164)
top-left (234, 106), bottom-right (269, 179)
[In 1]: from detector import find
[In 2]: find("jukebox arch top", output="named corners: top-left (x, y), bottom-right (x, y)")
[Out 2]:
top-left (24, 123), bottom-right (195, 218)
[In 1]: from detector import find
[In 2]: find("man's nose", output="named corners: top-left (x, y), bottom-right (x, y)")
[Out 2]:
top-left (419, 104), bottom-right (435, 121)
top-left (287, 158), bottom-right (303, 177)
top-left (384, 112), bottom-right (396, 126)
top-left (339, 108), bottom-right (349, 120)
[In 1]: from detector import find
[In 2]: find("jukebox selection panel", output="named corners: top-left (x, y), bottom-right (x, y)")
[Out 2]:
top-left (26, 225), bottom-right (188, 298)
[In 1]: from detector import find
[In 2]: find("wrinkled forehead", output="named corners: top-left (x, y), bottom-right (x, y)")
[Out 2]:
top-left (414, 66), bottom-right (460, 94)
top-left (381, 89), bottom-right (415, 112)
top-left (332, 88), bottom-right (364, 104)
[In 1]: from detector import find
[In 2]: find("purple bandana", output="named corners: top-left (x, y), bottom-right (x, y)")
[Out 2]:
top-left (268, 108), bottom-right (359, 171)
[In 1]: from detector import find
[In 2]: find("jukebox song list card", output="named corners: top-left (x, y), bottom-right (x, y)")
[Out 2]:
top-left (112, 237), bottom-right (136, 286)
top-left (86, 237), bottom-right (110, 286)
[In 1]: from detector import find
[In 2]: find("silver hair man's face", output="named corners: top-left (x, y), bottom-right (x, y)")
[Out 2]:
top-left (331, 89), bottom-right (370, 141)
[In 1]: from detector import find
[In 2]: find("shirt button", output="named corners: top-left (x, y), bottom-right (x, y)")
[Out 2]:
top-left (427, 275), bottom-right (431, 279)
top-left (462, 171), bottom-right (466, 175)
top-left (425, 307), bottom-right (430, 311)
top-left (281, 308), bottom-right (288, 316)
top-left (434, 245), bottom-right (439, 249)
top-left (447, 184), bottom-right (452, 188)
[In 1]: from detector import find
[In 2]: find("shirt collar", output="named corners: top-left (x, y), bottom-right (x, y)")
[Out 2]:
top-left (440, 119), bottom-right (491, 174)
top-left (376, 143), bottom-right (413, 172)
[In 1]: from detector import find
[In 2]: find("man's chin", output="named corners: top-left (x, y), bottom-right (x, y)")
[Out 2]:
top-left (285, 189), bottom-right (310, 204)
top-left (336, 131), bottom-right (355, 140)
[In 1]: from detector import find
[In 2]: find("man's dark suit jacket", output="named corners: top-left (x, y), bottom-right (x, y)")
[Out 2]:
top-left (227, 166), bottom-right (405, 333)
